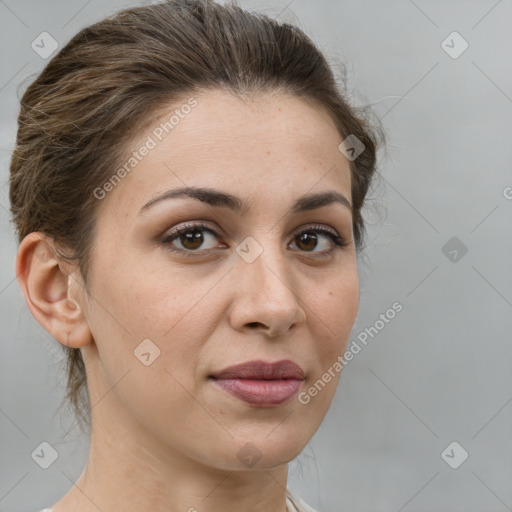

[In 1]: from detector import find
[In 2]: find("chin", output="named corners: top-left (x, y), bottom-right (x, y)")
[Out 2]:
top-left (201, 426), bottom-right (313, 472)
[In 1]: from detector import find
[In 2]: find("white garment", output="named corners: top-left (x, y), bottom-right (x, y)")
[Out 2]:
top-left (286, 488), bottom-right (319, 512)
top-left (39, 490), bottom-right (318, 512)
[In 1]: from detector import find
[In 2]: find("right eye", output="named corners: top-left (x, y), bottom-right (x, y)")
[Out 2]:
top-left (161, 222), bottom-right (225, 256)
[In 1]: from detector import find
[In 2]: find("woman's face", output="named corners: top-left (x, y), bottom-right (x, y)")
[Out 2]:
top-left (79, 90), bottom-right (359, 471)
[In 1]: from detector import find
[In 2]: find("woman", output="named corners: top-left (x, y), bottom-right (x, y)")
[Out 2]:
top-left (9, 1), bottom-right (383, 510)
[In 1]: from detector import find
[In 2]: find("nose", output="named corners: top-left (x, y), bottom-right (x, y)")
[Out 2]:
top-left (228, 245), bottom-right (307, 338)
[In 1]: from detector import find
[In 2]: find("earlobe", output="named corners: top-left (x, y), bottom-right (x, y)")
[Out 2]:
top-left (16, 232), bottom-right (93, 348)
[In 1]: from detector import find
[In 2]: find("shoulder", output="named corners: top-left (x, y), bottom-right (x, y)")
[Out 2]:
top-left (286, 488), bottom-right (320, 512)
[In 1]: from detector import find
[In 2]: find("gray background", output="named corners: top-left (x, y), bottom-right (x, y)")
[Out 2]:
top-left (1, 1), bottom-right (511, 511)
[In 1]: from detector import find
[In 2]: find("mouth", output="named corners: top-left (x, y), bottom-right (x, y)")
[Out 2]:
top-left (209, 359), bottom-right (305, 408)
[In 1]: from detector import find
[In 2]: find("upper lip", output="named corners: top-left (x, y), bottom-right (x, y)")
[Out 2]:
top-left (210, 359), bottom-right (305, 380)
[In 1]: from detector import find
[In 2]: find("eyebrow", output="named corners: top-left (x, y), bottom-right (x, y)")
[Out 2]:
top-left (139, 186), bottom-right (352, 216)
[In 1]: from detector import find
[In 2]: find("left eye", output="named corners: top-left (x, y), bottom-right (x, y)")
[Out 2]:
top-left (162, 223), bottom-right (348, 257)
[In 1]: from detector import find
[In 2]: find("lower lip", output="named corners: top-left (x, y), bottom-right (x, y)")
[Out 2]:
top-left (213, 378), bottom-right (303, 407)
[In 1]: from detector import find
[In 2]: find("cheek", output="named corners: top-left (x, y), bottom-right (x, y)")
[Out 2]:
top-left (315, 271), bottom-right (359, 360)
top-left (92, 253), bottom-right (199, 333)
top-left (83, 261), bottom-right (206, 410)
top-left (126, 268), bottom-right (219, 338)
top-left (299, 271), bottom-right (359, 413)
top-left (102, 263), bottom-right (223, 380)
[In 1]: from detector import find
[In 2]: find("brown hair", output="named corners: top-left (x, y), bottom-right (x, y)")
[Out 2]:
top-left (9, 0), bottom-right (384, 434)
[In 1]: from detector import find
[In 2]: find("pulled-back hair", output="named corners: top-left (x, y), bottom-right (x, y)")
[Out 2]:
top-left (9, 0), bottom-right (384, 433)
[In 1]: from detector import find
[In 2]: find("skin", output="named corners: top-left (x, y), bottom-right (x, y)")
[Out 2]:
top-left (17, 90), bottom-right (359, 512)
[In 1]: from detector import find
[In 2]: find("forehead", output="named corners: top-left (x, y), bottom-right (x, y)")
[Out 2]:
top-left (97, 90), bottom-right (352, 217)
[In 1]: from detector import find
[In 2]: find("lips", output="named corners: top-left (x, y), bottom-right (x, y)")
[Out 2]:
top-left (210, 360), bottom-right (305, 407)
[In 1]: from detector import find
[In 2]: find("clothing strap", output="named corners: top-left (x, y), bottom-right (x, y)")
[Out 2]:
top-left (286, 488), bottom-right (319, 512)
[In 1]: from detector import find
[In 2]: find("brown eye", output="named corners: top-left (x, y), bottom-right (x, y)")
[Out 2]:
top-left (176, 229), bottom-right (206, 250)
top-left (162, 223), bottom-right (223, 255)
top-left (161, 222), bottom-right (349, 259)
top-left (295, 231), bottom-right (319, 251)
top-left (289, 226), bottom-right (349, 258)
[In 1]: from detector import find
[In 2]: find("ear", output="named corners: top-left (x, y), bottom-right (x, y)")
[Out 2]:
top-left (16, 232), bottom-right (93, 348)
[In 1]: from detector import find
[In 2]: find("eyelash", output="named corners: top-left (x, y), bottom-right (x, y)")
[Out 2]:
top-left (161, 222), bottom-right (350, 259)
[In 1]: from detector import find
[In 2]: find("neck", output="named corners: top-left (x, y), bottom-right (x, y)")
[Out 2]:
top-left (53, 371), bottom-right (290, 512)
